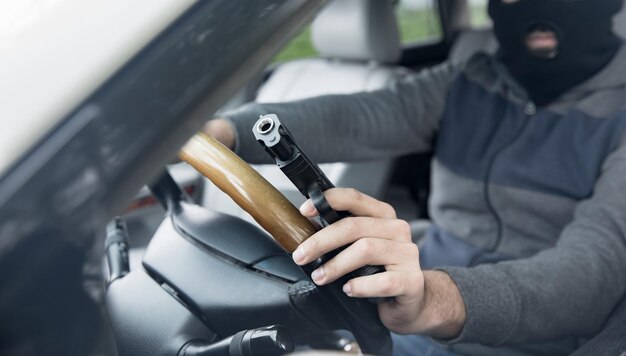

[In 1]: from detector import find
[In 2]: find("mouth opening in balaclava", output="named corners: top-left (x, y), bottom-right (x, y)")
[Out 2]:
top-left (488, 0), bottom-right (623, 106)
top-left (523, 22), bottom-right (559, 59)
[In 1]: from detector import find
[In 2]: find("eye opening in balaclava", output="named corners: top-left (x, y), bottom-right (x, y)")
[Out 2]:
top-left (488, 0), bottom-right (624, 106)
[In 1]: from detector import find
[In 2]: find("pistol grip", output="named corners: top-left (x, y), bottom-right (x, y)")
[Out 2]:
top-left (307, 185), bottom-right (391, 304)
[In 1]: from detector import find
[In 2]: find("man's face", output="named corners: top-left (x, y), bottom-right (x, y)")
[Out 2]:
top-left (501, 0), bottom-right (559, 58)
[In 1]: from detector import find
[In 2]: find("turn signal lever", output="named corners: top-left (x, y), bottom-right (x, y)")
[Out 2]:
top-left (253, 114), bottom-right (387, 302)
top-left (179, 325), bottom-right (294, 356)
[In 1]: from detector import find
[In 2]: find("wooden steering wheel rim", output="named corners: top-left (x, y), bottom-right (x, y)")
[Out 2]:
top-left (179, 133), bottom-right (317, 252)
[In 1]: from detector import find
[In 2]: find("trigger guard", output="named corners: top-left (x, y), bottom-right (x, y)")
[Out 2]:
top-left (308, 185), bottom-right (341, 226)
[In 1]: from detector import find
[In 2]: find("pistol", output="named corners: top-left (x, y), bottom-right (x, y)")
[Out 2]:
top-left (253, 114), bottom-right (387, 302)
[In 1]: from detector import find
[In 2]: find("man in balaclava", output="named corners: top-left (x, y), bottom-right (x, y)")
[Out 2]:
top-left (205, 0), bottom-right (626, 355)
top-left (489, 0), bottom-right (623, 106)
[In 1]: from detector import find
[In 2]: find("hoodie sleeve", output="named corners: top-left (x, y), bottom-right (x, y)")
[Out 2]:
top-left (440, 138), bottom-right (626, 345)
top-left (220, 62), bottom-right (458, 164)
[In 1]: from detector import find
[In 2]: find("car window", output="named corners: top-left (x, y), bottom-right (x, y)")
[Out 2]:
top-left (271, 25), bottom-right (316, 63)
top-left (469, 0), bottom-right (491, 28)
top-left (272, 0), bottom-right (446, 64)
top-left (395, 0), bottom-right (442, 45)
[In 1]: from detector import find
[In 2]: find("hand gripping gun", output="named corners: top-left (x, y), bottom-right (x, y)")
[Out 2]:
top-left (253, 114), bottom-right (388, 303)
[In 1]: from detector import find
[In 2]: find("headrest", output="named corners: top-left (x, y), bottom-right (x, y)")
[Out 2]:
top-left (311, 0), bottom-right (401, 63)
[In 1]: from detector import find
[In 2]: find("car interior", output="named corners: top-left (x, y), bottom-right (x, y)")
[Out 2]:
top-left (110, 1), bottom-right (497, 353)
top-left (124, 0), bottom-right (492, 249)
top-left (2, 0), bottom-right (626, 355)
top-left (111, 0), bottom-right (626, 353)
top-left (99, 2), bottom-right (490, 355)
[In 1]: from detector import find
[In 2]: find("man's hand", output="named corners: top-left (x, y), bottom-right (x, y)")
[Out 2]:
top-left (291, 188), bottom-right (466, 339)
top-left (202, 118), bottom-right (236, 150)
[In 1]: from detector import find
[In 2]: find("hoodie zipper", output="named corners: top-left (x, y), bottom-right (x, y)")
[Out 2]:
top-left (482, 101), bottom-right (536, 254)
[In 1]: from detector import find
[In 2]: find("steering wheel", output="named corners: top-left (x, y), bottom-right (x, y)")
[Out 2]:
top-left (179, 133), bottom-right (392, 355)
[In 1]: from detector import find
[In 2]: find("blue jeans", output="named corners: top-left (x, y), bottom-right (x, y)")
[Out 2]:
top-left (392, 333), bottom-right (461, 356)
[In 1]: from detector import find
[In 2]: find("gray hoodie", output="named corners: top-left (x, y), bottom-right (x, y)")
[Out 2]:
top-left (223, 47), bottom-right (626, 354)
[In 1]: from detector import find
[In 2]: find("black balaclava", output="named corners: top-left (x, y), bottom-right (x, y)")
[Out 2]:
top-left (488, 0), bottom-right (623, 106)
